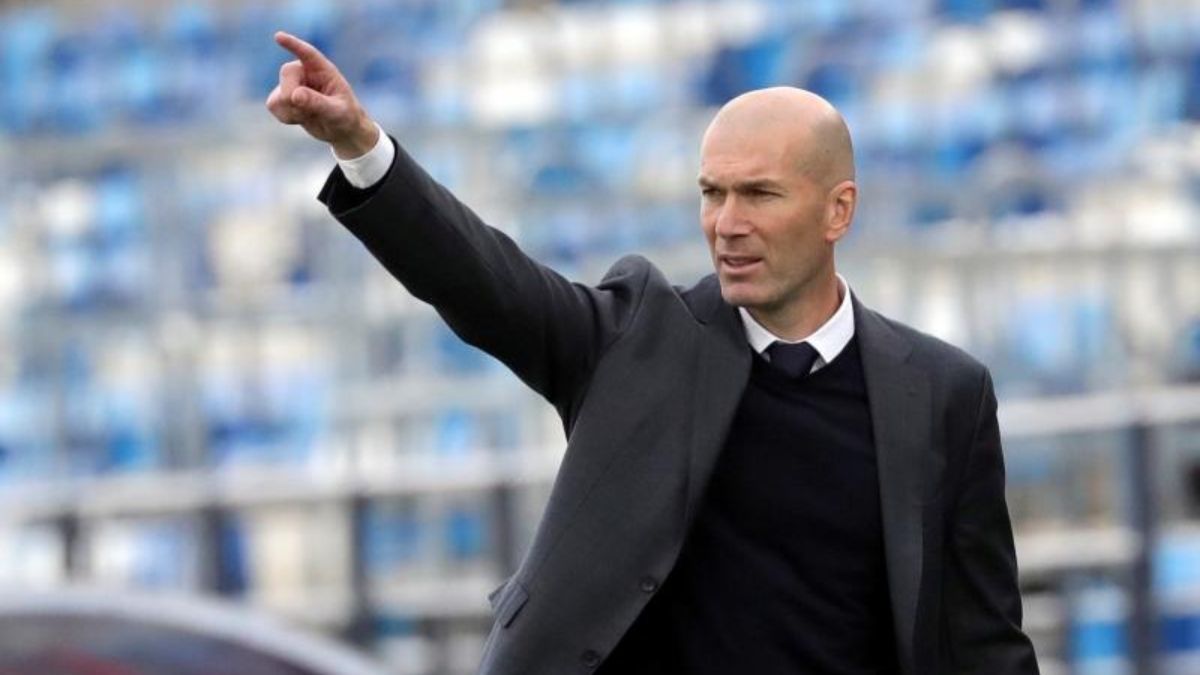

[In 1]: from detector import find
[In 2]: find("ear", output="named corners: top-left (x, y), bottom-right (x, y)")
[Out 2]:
top-left (825, 180), bottom-right (856, 243)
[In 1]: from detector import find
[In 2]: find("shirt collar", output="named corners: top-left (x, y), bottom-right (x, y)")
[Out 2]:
top-left (738, 274), bottom-right (856, 367)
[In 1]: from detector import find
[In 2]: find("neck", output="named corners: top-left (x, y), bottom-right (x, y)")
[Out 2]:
top-left (748, 272), bottom-right (842, 341)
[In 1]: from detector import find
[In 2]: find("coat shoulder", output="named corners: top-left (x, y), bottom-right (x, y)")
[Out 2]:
top-left (597, 254), bottom-right (676, 296)
top-left (867, 308), bottom-right (989, 383)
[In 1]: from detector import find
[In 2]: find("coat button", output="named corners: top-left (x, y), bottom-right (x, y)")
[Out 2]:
top-left (581, 649), bottom-right (601, 668)
top-left (639, 576), bottom-right (659, 593)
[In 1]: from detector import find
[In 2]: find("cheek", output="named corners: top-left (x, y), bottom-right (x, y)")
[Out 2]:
top-left (766, 213), bottom-right (821, 265)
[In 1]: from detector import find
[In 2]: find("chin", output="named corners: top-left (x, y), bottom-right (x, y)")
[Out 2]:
top-left (718, 282), bottom-right (766, 309)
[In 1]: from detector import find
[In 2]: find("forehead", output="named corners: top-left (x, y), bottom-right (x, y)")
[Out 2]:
top-left (699, 123), bottom-right (804, 183)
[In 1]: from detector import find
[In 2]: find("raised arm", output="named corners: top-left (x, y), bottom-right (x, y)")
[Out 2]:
top-left (266, 33), bottom-right (646, 417)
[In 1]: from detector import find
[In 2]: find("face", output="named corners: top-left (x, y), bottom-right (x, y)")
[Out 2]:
top-left (698, 122), bottom-right (850, 320)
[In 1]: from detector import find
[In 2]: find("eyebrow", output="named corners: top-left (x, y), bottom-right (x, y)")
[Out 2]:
top-left (697, 177), bottom-right (786, 192)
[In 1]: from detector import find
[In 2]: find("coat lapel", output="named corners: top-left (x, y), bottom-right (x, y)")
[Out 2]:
top-left (681, 276), bottom-right (752, 526)
top-left (854, 297), bottom-right (930, 675)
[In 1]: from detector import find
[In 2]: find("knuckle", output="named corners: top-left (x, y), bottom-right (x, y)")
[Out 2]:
top-left (267, 100), bottom-right (295, 122)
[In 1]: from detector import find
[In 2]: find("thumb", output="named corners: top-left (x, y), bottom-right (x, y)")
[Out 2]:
top-left (291, 86), bottom-right (340, 118)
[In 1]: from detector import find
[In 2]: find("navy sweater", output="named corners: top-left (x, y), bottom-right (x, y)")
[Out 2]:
top-left (598, 337), bottom-right (898, 674)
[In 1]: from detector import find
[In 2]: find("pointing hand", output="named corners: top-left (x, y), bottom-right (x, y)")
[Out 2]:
top-left (266, 31), bottom-right (380, 159)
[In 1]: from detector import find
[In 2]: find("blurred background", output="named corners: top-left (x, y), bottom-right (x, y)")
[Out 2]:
top-left (1, 0), bottom-right (1199, 673)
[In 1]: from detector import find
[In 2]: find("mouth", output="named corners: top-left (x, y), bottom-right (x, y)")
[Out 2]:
top-left (718, 255), bottom-right (763, 272)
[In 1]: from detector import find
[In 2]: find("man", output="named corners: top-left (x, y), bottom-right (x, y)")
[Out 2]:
top-left (267, 31), bottom-right (1039, 675)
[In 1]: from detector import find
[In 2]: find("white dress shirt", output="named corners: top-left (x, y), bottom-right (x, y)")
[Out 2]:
top-left (336, 122), bottom-right (394, 189)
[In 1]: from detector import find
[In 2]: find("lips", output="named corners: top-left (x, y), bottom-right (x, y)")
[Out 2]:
top-left (719, 255), bottom-right (762, 270)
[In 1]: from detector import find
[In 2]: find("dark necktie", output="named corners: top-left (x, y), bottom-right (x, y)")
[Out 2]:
top-left (765, 341), bottom-right (819, 378)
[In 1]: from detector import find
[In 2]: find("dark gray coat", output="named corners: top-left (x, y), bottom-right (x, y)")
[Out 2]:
top-left (320, 141), bottom-right (1039, 675)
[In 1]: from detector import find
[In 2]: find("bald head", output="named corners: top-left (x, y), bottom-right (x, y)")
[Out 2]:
top-left (697, 88), bottom-right (858, 338)
top-left (702, 87), bottom-right (855, 188)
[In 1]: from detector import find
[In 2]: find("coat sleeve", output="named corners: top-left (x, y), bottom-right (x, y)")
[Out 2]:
top-left (318, 138), bottom-right (647, 416)
top-left (943, 367), bottom-right (1041, 674)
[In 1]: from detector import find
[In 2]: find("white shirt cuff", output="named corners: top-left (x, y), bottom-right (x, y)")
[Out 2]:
top-left (334, 122), bottom-right (394, 189)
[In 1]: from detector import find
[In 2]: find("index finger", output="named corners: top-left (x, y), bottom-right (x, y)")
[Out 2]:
top-left (274, 31), bottom-right (333, 72)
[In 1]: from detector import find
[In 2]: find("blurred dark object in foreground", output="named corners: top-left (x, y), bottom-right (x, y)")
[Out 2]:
top-left (0, 590), bottom-right (387, 675)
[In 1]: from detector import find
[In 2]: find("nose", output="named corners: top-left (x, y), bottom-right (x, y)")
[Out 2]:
top-left (714, 195), bottom-right (751, 238)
